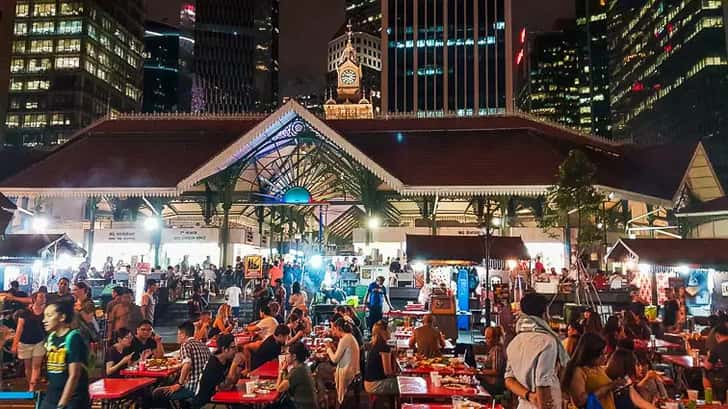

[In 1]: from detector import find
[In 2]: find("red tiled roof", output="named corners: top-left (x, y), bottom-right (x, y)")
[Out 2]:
top-left (330, 116), bottom-right (690, 200)
top-left (0, 118), bottom-right (261, 191)
top-left (608, 238), bottom-right (728, 266)
top-left (406, 234), bottom-right (530, 262)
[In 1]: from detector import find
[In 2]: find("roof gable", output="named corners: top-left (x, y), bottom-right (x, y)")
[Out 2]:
top-left (607, 238), bottom-right (728, 266)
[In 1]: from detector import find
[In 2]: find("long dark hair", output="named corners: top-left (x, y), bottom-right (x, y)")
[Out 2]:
top-left (605, 347), bottom-right (637, 379)
top-left (584, 312), bottom-right (603, 333)
top-left (561, 332), bottom-right (607, 390)
top-left (602, 315), bottom-right (620, 349)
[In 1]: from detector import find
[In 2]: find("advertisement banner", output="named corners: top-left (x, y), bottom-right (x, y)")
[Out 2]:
top-left (162, 228), bottom-right (218, 243)
top-left (95, 229), bottom-right (150, 243)
top-left (244, 255), bottom-right (263, 279)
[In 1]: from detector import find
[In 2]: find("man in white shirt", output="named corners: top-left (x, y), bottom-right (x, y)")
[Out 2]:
top-left (505, 293), bottom-right (568, 409)
top-left (225, 283), bottom-right (242, 318)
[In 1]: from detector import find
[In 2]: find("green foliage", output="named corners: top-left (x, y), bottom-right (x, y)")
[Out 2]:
top-left (540, 149), bottom-right (605, 255)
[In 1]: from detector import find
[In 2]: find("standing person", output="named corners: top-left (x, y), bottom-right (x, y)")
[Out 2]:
top-left (105, 286), bottom-right (124, 317)
top-left (224, 281), bottom-right (242, 317)
top-left (505, 293), bottom-right (569, 409)
top-left (364, 276), bottom-right (392, 331)
top-left (326, 318), bottom-right (361, 404)
top-left (141, 279), bottom-right (158, 324)
top-left (72, 282), bottom-right (99, 343)
top-left (41, 301), bottom-right (90, 409)
top-left (561, 332), bottom-right (619, 409)
top-left (153, 321), bottom-right (211, 401)
top-left (704, 325), bottom-right (728, 402)
top-left (276, 342), bottom-right (318, 409)
top-left (253, 278), bottom-right (273, 318)
top-left (6, 280), bottom-right (28, 313)
top-left (364, 320), bottom-right (398, 395)
top-left (12, 292), bottom-right (46, 391)
top-left (662, 289), bottom-right (679, 329)
top-left (47, 277), bottom-right (73, 304)
top-left (273, 278), bottom-right (286, 312)
top-left (408, 314), bottom-right (445, 358)
top-left (104, 328), bottom-right (134, 378)
top-left (288, 282), bottom-right (308, 310)
top-left (388, 258), bottom-right (401, 275)
top-left (108, 291), bottom-right (143, 340)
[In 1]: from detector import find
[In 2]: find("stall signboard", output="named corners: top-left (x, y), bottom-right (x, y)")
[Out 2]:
top-left (162, 228), bottom-right (218, 243)
top-left (136, 262), bottom-right (151, 274)
top-left (244, 255), bottom-right (263, 279)
top-left (95, 229), bottom-right (150, 243)
top-left (360, 266), bottom-right (388, 284)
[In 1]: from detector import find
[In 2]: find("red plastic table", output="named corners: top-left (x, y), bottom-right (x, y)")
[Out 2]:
top-left (397, 376), bottom-right (491, 400)
top-left (403, 403), bottom-right (504, 409)
top-left (211, 380), bottom-right (279, 405)
top-left (634, 338), bottom-right (682, 350)
top-left (250, 359), bottom-right (279, 378)
top-left (120, 366), bottom-right (180, 378)
top-left (89, 377), bottom-right (156, 408)
top-left (207, 334), bottom-right (255, 348)
top-left (399, 361), bottom-right (476, 376)
top-left (662, 354), bottom-right (700, 368)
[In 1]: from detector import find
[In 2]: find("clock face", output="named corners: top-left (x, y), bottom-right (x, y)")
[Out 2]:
top-left (341, 69), bottom-right (357, 85)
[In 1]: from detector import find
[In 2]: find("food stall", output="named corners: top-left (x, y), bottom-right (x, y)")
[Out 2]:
top-left (0, 234), bottom-right (86, 292)
top-left (607, 238), bottom-right (728, 317)
top-left (405, 234), bottom-right (531, 340)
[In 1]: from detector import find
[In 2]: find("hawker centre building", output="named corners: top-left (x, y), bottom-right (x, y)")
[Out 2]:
top-left (0, 100), bottom-right (725, 271)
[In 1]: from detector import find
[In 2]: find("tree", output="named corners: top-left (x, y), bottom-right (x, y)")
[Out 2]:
top-left (540, 149), bottom-right (605, 262)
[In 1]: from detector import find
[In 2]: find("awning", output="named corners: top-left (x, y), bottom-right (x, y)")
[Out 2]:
top-left (0, 234), bottom-right (86, 262)
top-left (606, 238), bottom-right (728, 267)
top-left (406, 234), bottom-right (530, 263)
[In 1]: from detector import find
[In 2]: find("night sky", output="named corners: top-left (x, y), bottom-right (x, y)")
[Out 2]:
top-left (144, 0), bottom-right (574, 98)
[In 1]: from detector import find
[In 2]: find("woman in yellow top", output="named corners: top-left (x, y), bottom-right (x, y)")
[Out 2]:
top-left (561, 332), bottom-right (619, 409)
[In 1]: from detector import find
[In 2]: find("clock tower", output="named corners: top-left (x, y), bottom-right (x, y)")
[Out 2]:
top-left (324, 22), bottom-right (374, 119)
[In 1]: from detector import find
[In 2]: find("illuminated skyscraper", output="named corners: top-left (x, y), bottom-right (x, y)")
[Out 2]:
top-left (382, 0), bottom-right (513, 115)
top-left (4, 0), bottom-right (144, 147)
top-left (575, 0), bottom-right (611, 137)
top-left (608, 0), bottom-right (728, 180)
top-left (192, 0), bottom-right (279, 113)
top-left (142, 20), bottom-right (193, 113)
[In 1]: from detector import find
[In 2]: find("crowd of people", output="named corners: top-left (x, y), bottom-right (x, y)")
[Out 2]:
top-left (504, 292), bottom-right (728, 409)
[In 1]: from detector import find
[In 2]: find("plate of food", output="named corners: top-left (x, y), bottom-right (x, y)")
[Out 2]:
top-left (257, 381), bottom-right (277, 390)
top-left (147, 366), bottom-right (168, 371)
top-left (443, 384), bottom-right (471, 391)
top-left (431, 363), bottom-right (447, 370)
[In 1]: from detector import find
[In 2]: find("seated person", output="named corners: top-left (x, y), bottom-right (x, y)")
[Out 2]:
top-left (153, 321), bottom-right (211, 401)
top-left (286, 312), bottom-right (307, 345)
top-left (105, 328), bottom-right (134, 378)
top-left (250, 324), bottom-right (291, 371)
top-left (480, 326), bottom-right (506, 395)
top-left (190, 333), bottom-right (243, 408)
top-left (193, 311), bottom-right (212, 341)
top-left (409, 314), bottom-right (445, 357)
top-left (704, 324), bottom-right (728, 403)
top-left (364, 321), bottom-right (398, 395)
top-left (276, 342), bottom-right (319, 408)
top-left (246, 304), bottom-right (278, 341)
top-left (563, 322), bottom-right (583, 356)
top-left (634, 352), bottom-right (667, 404)
top-left (209, 304), bottom-right (233, 338)
top-left (130, 320), bottom-right (165, 361)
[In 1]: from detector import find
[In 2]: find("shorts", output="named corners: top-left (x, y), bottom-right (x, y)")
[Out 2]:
top-left (364, 378), bottom-right (398, 395)
top-left (18, 341), bottom-right (45, 359)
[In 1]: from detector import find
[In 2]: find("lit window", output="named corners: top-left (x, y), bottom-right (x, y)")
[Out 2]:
top-left (25, 101), bottom-right (38, 109)
top-left (14, 23), bottom-right (28, 36)
top-left (56, 39), bottom-right (81, 52)
top-left (10, 59), bottom-right (25, 73)
top-left (12, 41), bottom-right (26, 53)
top-left (100, 35), bottom-right (111, 48)
top-left (26, 80), bottom-right (50, 90)
top-left (51, 114), bottom-right (71, 126)
top-left (88, 25), bottom-right (97, 39)
top-left (31, 21), bottom-right (55, 34)
top-left (30, 40), bottom-right (53, 53)
top-left (28, 58), bottom-right (51, 72)
top-left (55, 56), bottom-right (79, 69)
top-left (58, 20), bottom-right (82, 34)
top-left (98, 52), bottom-right (109, 66)
top-left (33, 3), bottom-right (56, 17)
top-left (15, 3), bottom-right (29, 17)
top-left (97, 69), bottom-right (108, 81)
top-left (125, 84), bottom-right (139, 100)
top-left (23, 114), bottom-right (47, 128)
top-left (6, 115), bottom-right (20, 128)
top-left (84, 60), bottom-right (95, 74)
top-left (59, 2), bottom-right (83, 15)
top-left (9, 80), bottom-right (23, 91)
